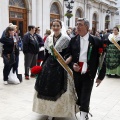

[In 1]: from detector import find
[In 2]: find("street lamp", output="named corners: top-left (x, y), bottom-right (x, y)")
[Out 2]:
top-left (64, 0), bottom-right (74, 27)
top-left (106, 10), bottom-right (111, 14)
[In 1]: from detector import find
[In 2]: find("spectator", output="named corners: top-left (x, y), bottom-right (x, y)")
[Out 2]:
top-left (35, 27), bottom-right (44, 65)
top-left (99, 30), bottom-right (104, 40)
top-left (0, 27), bottom-right (16, 85)
top-left (70, 27), bottom-right (77, 38)
top-left (43, 29), bottom-right (51, 42)
top-left (103, 29), bottom-right (111, 41)
top-left (23, 25), bottom-right (39, 80)
top-left (95, 31), bottom-right (101, 39)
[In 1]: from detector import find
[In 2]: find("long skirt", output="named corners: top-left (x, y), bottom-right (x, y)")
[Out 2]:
top-left (106, 44), bottom-right (120, 76)
top-left (33, 74), bottom-right (78, 118)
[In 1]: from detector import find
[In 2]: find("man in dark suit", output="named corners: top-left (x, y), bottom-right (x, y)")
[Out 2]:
top-left (103, 29), bottom-right (111, 41)
top-left (67, 18), bottom-right (106, 120)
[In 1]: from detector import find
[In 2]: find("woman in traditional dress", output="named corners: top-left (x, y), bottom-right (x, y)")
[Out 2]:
top-left (106, 26), bottom-right (120, 76)
top-left (33, 19), bottom-right (77, 120)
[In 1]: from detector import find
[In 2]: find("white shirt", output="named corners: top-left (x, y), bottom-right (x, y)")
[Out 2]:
top-left (79, 33), bottom-right (89, 62)
top-left (79, 33), bottom-right (89, 74)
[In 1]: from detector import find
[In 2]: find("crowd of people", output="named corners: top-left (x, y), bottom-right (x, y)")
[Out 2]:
top-left (0, 18), bottom-right (120, 120)
top-left (0, 24), bottom-right (51, 83)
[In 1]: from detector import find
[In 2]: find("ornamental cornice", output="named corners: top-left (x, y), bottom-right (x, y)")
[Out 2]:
top-left (89, 0), bottom-right (101, 3)
top-left (102, 9), bottom-right (106, 13)
top-left (87, 3), bottom-right (92, 9)
top-left (105, 0), bottom-right (117, 4)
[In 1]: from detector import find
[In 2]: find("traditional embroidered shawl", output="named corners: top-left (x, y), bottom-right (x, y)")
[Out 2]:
top-left (44, 33), bottom-right (70, 55)
top-left (108, 33), bottom-right (120, 42)
top-left (108, 33), bottom-right (120, 50)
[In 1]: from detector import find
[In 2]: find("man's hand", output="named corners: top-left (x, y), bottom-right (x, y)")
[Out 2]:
top-left (73, 63), bottom-right (80, 72)
top-left (96, 79), bottom-right (102, 87)
top-left (7, 54), bottom-right (10, 59)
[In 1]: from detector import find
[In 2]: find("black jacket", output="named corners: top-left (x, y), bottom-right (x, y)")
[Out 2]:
top-left (0, 37), bottom-right (14, 55)
top-left (35, 33), bottom-right (44, 48)
top-left (67, 34), bottom-right (106, 80)
top-left (23, 32), bottom-right (39, 54)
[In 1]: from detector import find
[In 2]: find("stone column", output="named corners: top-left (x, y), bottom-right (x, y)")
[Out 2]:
top-left (32, 0), bottom-right (36, 25)
top-left (42, 0), bottom-right (50, 36)
top-left (27, 10), bottom-right (32, 25)
top-left (89, 7), bottom-right (92, 30)
top-left (110, 12), bottom-right (115, 29)
top-left (101, 9), bottom-right (106, 31)
top-left (87, 4), bottom-right (92, 21)
top-left (36, 0), bottom-right (43, 36)
top-left (0, 0), bottom-right (9, 36)
top-left (84, 0), bottom-right (87, 18)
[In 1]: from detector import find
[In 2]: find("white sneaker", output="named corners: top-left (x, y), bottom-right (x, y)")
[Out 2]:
top-left (4, 81), bottom-right (8, 85)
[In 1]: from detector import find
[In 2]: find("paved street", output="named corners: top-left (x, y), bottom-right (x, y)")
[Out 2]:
top-left (0, 52), bottom-right (120, 120)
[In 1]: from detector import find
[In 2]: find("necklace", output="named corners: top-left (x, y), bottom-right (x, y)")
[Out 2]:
top-left (53, 33), bottom-right (61, 45)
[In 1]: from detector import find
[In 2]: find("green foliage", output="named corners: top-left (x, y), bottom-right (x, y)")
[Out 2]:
top-left (65, 13), bottom-right (73, 18)
top-left (105, 20), bottom-right (110, 22)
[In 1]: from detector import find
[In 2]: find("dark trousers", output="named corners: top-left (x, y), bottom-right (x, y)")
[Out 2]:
top-left (12, 55), bottom-right (19, 74)
top-left (3, 64), bottom-right (11, 81)
top-left (3, 55), bottom-right (19, 81)
top-left (24, 53), bottom-right (37, 76)
top-left (74, 72), bottom-right (94, 112)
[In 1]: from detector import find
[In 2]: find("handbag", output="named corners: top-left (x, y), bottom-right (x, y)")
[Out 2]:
top-left (3, 52), bottom-right (16, 65)
top-left (8, 68), bottom-right (20, 84)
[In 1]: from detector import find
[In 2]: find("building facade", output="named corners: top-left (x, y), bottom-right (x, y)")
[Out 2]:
top-left (0, 0), bottom-right (117, 37)
top-left (115, 0), bottom-right (120, 27)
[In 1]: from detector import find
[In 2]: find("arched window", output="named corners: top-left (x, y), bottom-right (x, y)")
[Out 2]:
top-left (93, 13), bottom-right (97, 21)
top-left (75, 9), bottom-right (81, 18)
top-left (105, 15), bottom-right (110, 29)
top-left (75, 9), bottom-right (82, 25)
top-left (50, 3), bottom-right (60, 14)
top-left (50, 2), bottom-right (60, 28)
top-left (9, 0), bottom-right (25, 8)
top-left (92, 13), bottom-right (98, 35)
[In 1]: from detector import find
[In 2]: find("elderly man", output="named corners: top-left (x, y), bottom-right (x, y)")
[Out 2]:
top-left (67, 18), bottom-right (106, 120)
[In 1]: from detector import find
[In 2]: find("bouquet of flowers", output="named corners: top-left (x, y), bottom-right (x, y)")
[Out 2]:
top-left (31, 66), bottom-right (42, 75)
top-left (98, 44), bottom-right (107, 74)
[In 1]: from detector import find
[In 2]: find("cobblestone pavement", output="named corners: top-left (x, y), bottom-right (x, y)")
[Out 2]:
top-left (0, 52), bottom-right (120, 120)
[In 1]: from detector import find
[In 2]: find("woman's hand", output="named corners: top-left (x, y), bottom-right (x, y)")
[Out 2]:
top-left (65, 56), bottom-right (72, 64)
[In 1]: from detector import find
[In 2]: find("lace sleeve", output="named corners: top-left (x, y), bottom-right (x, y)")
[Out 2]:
top-left (55, 36), bottom-right (70, 52)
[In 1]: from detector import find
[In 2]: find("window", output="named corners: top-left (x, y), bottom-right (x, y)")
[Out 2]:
top-left (50, 3), bottom-right (60, 14)
top-left (10, 11), bottom-right (23, 19)
top-left (9, 0), bottom-right (25, 8)
top-left (75, 9), bottom-right (81, 18)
